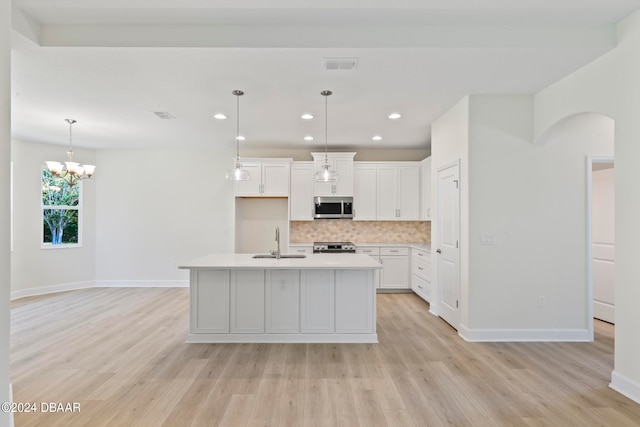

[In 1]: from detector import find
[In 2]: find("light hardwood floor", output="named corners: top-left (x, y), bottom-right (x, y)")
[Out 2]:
top-left (10, 288), bottom-right (640, 426)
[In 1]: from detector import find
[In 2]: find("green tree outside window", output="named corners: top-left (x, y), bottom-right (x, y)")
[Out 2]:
top-left (42, 169), bottom-right (81, 245)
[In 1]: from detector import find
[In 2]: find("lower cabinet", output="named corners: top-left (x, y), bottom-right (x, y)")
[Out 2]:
top-left (335, 269), bottom-right (375, 333)
top-left (190, 269), bottom-right (230, 333)
top-left (230, 270), bottom-right (265, 333)
top-left (265, 270), bottom-right (300, 333)
top-left (301, 270), bottom-right (335, 333)
top-left (411, 247), bottom-right (432, 302)
top-left (379, 247), bottom-right (410, 289)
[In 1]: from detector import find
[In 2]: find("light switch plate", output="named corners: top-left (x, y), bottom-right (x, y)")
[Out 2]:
top-left (480, 234), bottom-right (496, 245)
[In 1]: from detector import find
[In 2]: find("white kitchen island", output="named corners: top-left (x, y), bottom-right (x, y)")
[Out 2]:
top-left (178, 253), bottom-right (383, 343)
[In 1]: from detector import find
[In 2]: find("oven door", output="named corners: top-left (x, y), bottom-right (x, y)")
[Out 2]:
top-left (314, 197), bottom-right (344, 219)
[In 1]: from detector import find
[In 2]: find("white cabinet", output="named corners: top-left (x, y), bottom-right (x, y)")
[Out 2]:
top-left (235, 159), bottom-right (291, 197)
top-left (335, 269), bottom-right (375, 333)
top-left (300, 270), bottom-right (335, 333)
top-left (290, 162), bottom-right (314, 220)
top-left (356, 246), bottom-right (380, 288)
top-left (311, 152), bottom-right (355, 196)
top-left (230, 270), bottom-right (265, 333)
top-left (190, 269), bottom-right (229, 333)
top-left (411, 247), bottom-right (431, 302)
top-left (377, 164), bottom-right (420, 220)
top-left (266, 270), bottom-right (300, 333)
top-left (353, 164), bottom-right (377, 220)
top-left (421, 157), bottom-right (432, 220)
top-left (379, 247), bottom-right (410, 289)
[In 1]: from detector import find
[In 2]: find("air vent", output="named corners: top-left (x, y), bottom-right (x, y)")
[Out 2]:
top-left (323, 57), bottom-right (358, 71)
top-left (153, 111), bottom-right (175, 120)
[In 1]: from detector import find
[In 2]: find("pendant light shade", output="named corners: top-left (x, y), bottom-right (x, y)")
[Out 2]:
top-left (226, 90), bottom-right (250, 181)
top-left (315, 90), bottom-right (339, 183)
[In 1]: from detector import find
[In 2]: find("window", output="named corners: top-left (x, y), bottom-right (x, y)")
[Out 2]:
top-left (41, 169), bottom-right (81, 247)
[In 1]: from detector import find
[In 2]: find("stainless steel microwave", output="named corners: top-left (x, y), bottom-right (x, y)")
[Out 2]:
top-left (314, 196), bottom-right (353, 219)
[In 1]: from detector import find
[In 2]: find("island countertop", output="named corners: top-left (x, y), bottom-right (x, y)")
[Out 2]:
top-left (178, 253), bottom-right (383, 270)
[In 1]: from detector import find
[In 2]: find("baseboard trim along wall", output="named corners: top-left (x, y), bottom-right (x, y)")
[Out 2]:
top-left (11, 280), bottom-right (189, 300)
top-left (458, 326), bottom-right (591, 342)
top-left (95, 280), bottom-right (189, 288)
top-left (610, 370), bottom-right (640, 404)
top-left (10, 281), bottom-right (95, 301)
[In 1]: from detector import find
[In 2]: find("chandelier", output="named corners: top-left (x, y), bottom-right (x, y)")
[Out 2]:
top-left (225, 90), bottom-right (250, 181)
top-left (45, 119), bottom-right (96, 186)
top-left (315, 90), bottom-right (339, 182)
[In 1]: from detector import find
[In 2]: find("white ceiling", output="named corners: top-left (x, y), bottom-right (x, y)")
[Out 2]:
top-left (10, 0), bottom-right (640, 153)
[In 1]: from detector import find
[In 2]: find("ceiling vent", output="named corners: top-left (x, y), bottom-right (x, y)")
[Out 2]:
top-left (153, 111), bottom-right (176, 120)
top-left (323, 57), bottom-right (358, 71)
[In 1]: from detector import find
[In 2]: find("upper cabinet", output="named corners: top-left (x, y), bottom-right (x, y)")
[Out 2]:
top-left (353, 164), bottom-right (377, 220)
top-left (311, 152), bottom-right (356, 197)
top-left (290, 162), bottom-right (314, 221)
top-left (421, 157), bottom-right (432, 220)
top-left (377, 164), bottom-right (420, 220)
top-left (235, 158), bottom-right (291, 197)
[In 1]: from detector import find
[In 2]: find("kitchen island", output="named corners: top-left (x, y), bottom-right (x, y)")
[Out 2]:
top-left (178, 253), bottom-right (383, 343)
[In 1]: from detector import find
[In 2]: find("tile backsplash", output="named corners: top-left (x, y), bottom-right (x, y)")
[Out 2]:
top-left (290, 220), bottom-right (431, 244)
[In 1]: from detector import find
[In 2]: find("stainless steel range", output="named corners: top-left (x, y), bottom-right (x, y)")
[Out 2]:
top-left (313, 241), bottom-right (356, 253)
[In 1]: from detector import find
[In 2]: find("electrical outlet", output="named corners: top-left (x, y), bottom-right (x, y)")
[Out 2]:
top-left (537, 296), bottom-right (545, 308)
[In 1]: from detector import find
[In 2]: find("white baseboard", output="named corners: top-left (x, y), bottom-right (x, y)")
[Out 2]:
top-left (458, 325), bottom-right (591, 342)
top-left (11, 280), bottom-right (189, 300)
top-left (610, 371), bottom-right (640, 404)
top-left (95, 280), bottom-right (188, 288)
top-left (10, 281), bottom-right (94, 301)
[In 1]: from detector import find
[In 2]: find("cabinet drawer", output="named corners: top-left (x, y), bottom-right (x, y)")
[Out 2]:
top-left (289, 246), bottom-right (312, 255)
top-left (356, 247), bottom-right (380, 256)
top-left (412, 274), bottom-right (431, 302)
top-left (413, 248), bottom-right (430, 259)
top-left (412, 257), bottom-right (431, 281)
top-left (380, 247), bottom-right (409, 256)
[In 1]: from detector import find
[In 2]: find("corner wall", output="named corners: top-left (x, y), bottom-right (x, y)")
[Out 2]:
top-left (1, 0), bottom-right (11, 421)
top-left (534, 10), bottom-right (640, 402)
top-left (10, 139), bottom-right (96, 298)
top-left (467, 97), bottom-right (613, 338)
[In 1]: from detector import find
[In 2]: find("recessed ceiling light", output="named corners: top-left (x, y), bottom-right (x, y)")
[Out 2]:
top-left (236, 136), bottom-right (246, 141)
top-left (214, 113), bottom-right (227, 120)
top-left (372, 135), bottom-right (382, 141)
top-left (304, 136), bottom-right (314, 141)
top-left (388, 113), bottom-right (401, 119)
top-left (301, 114), bottom-right (314, 120)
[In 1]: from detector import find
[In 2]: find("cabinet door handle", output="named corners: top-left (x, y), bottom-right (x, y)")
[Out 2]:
top-left (418, 267), bottom-right (423, 270)
top-left (436, 249), bottom-right (442, 254)
top-left (418, 252), bottom-right (423, 256)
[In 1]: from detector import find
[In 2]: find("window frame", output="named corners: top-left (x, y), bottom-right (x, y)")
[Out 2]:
top-left (40, 167), bottom-right (83, 249)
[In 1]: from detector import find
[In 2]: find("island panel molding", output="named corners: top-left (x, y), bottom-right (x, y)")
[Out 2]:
top-left (179, 253), bottom-right (382, 343)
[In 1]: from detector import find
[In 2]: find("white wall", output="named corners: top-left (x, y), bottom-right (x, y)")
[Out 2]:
top-left (11, 139), bottom-right (97, 298)
top-left (534, 10), bottom-right (640, 402)
top-left (1, 0), bottom-right (11, 421)
top-left (430, 96), bottom-right (469, 321)
top-left (235, 198), bottom-right (288, 254)
top-left (467, 99), bottom-right (613, 336)
top-left (95, 149), bottom-right (235, 285)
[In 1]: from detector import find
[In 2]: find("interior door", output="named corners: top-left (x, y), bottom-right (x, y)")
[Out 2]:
top-left (437, 161), bottom-right (460, 330)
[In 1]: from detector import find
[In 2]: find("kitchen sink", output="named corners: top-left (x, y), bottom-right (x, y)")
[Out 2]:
top-left (252, 254), bottom-right (307, 259)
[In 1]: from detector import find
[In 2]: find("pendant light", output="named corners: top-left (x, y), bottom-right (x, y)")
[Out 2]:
top-left (225, 90), bottom-right (250, 181)
top-left (45, 119), bottom-right (96, 186)
top-left (315, 90), bottom-right (339, 183)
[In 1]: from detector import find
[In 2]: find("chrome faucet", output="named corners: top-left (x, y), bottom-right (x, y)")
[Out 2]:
top-left (271, 226), bottom-right (281, 259)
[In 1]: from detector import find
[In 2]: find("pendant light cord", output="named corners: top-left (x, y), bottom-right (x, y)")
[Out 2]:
top-left (236, 92), bottom-right (240, 161)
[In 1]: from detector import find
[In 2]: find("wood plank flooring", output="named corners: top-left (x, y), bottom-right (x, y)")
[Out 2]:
top-left (9, 288), bottom-right (640, 426)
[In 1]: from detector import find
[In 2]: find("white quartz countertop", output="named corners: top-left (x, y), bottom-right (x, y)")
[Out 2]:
top-left (179, 253), bottom-right (383, 270)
